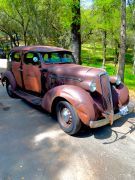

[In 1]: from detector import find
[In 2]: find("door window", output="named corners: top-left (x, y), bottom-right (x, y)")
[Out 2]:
top-left (24, 52), bottom-right (40, 65)
top-left (11, 52), bottom-right (22, 87)
top-left (12, 52), bottom-right (21, 62)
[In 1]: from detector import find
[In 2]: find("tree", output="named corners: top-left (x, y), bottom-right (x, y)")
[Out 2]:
top-left (71, 0), bottom-right (82, 64)
top-left (92, 0), bottom-right (121, 68)
top-left (81, 8), bottom-right (93, 44)
top-left (127, 0), bottom-right (135, 74)
top-left (117, 0), bottom-right (126, 82)
top-left (0, 0), bottom-right (33, 46)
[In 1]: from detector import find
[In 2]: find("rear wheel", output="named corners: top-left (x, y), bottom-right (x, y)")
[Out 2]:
top-left (6, 80), bottom-right (16, 98)
top-left (56, 101), bottom-right (81, 135)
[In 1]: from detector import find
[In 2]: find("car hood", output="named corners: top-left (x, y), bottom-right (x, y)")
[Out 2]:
top-left (42, 63), bottom-right (105, 81)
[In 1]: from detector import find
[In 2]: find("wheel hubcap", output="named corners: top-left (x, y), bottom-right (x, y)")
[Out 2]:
top-left (61, 108), bottom-right (72, 124)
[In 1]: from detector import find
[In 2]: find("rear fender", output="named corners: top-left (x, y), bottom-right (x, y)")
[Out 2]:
top-left (41, 85), bottom-right (96, 125)
top-left (1, 71), bottom-right (17, 90)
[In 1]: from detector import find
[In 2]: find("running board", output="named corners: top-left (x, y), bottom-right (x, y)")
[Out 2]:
top-left (14, 90), bottom-right (42, 106)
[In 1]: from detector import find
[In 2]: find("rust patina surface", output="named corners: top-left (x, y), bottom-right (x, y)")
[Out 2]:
top-left (1, 45), bottom-right (133, 135)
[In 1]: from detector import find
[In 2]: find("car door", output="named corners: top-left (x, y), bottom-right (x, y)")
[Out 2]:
top-left (22, 52), bottom-right (41, 93)
top-left (11, 51), bottom-right (23, 87)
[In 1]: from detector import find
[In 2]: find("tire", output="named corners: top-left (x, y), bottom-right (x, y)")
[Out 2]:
top-left (56, 101), bottom-right (81, 135)
top-left (6, 80), bottom-right (16, 98)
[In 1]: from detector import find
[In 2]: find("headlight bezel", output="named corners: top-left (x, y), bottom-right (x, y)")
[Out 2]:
top-left (110, 76), bottom-right (121, 86)
top-left (115, 76), bottom-right (121, 86)
top-left (89, 81), bottom-right (96, 92)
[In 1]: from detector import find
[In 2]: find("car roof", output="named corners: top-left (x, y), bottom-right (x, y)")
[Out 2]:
top-left (11, 46), bottom-right (71, 53)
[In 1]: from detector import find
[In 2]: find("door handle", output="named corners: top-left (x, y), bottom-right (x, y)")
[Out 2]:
top-left (18, 68), bottom-right (23, 72)
top-left (40, 68), bottom-right (48, 73)
top-left (26, 73), bottom-right (35, 77)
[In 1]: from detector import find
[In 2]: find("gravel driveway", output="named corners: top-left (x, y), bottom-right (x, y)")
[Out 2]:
top-left (0, 84), bottom-right (135, 180)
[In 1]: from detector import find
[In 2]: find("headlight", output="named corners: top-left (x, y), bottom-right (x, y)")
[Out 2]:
top-left (116, 76), bottom-right (121, 85)
top-left (89, 81), bottom-right (96, 92)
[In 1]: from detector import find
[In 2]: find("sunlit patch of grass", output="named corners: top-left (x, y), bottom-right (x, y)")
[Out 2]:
top-left (82, 44), bottom-right (135, 90)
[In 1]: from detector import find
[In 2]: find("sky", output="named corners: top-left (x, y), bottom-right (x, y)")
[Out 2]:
top-left (81, 0), bottom-right (93, 8)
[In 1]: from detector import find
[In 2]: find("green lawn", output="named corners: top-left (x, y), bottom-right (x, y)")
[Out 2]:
top-left (81, 44), bottom-right (135, 90)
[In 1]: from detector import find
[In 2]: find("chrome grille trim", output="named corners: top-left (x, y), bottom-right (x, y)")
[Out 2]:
top-left (100, 74), bottom-right (113, 114)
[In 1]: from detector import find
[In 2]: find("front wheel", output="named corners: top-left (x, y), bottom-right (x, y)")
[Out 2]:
top-left (56, 101), bottom-right (81, 135)
top-left (6, 80), bottom-right (16, 98)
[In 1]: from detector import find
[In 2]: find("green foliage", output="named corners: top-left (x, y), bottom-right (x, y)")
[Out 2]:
top-left (92, 0), bottom-right (120, 31)
top-left (0, 0), bottom-right (134, 81)
top-left (0, 0), bottom-right (73, 47)
top-left (82, 44), bottom-right (135, 90)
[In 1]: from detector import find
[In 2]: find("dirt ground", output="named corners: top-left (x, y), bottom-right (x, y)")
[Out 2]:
top-left (0, 83), bottom-right (135, 180)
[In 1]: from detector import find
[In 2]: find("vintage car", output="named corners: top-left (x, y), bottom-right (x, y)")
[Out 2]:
top-left (1, 46), bottom-right (133, 135)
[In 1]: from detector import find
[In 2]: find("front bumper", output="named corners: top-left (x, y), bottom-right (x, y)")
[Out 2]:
top-left (89, 104), bottom-right (134, 128)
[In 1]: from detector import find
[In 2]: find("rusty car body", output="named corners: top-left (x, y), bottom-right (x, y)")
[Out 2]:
top-left (1, 46), bottom-right (133, 135)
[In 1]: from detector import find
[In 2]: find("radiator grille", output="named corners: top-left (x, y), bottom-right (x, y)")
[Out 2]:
top-left (100, 74), bottom-right (113, 113)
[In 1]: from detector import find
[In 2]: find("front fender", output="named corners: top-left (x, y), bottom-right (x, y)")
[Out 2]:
top-left (41, 85), bottom-right (97, 125)
top-left (1, 71), bottom-right (17, 90)
top-left (112, 83), bottom-right (129, 108)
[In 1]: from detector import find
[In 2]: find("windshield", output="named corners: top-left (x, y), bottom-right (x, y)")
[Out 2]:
top-left (41, 52), bottom-right (75, 64)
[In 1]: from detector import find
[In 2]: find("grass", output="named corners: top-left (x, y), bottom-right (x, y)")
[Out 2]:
top-left (81, 44), bottom-right (135, 91)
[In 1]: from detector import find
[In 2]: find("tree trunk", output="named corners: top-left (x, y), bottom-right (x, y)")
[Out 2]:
top-left (132, 9), bottom-right (135, 74)
top-left (117, 0), bottom-right (126, 82)
top-left (24, 31), bottom-right (27, 46)
top-left (133, 40), bottom-right (135, 74)
top-left (114, 41), bottom-right (120, 65)
top-left (10, 36), bottom-right (13, 48)
top-left (9, 35), bottom-right (18, 48)
top-left (102, 30), bottom-right (107, 68)
top-left (71, 0), bottom-right (82, 64)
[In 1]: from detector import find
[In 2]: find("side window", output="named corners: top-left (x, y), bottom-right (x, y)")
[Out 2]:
top-left (12, 52), bottom-right (21, 62)
top-left (24, 52), bottom-right (40, 65)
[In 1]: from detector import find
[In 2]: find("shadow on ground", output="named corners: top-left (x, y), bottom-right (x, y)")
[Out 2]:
top-left (0, 99), bottom-right (71, 180)
top-left (76, 113), bottom-right (135, 143)
top-left (21, 99), bottom-right (135, 144)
